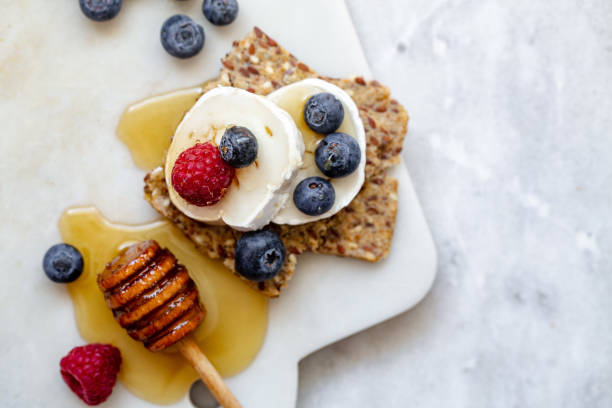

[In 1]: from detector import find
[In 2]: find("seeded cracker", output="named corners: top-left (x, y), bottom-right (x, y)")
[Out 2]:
top-left (144, 28), bottom-right (408, 297)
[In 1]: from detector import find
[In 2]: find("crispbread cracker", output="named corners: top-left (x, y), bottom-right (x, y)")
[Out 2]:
top-left (145, 170), bottom-right (397, 297)
top-left (220, 27), bottom-right (408, 179)
top-left (144, 28), bottom-right (408, 297)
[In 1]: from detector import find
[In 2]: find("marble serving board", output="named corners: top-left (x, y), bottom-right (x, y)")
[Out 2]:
top-left (0, 1), bottom-right (436, 407)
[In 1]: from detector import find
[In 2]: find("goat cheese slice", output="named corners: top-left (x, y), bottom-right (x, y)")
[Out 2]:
top-left (268, 79), bottom-right (366, 225)
top-left (165, 87), bottom-right (304, 231)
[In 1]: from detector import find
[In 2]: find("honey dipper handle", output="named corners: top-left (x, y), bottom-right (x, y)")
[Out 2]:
top-left (178, 336), bottom-right (242, 408)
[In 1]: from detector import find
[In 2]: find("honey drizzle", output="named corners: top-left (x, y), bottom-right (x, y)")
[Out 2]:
top-left (117, 86), bottom-right (204, 171)
top-left (60, 208), bottom-right (268, 405)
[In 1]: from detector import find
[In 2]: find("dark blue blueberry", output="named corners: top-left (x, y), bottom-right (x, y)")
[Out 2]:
top-left (202, 0), bottom-right (239, 26)
top-left (293, 177), bottom-right (335, 216)
top-left (315, 132), bottom-right (361, 178)
top-left (235, 230), bottom-right (286, 282)
top-left (43, 244), bottom-right (84, 283)
top-left (304, 93), bottom-right (344, 134)
top-left (219, 126), bottom-right (258, 168)
top-left (79, 0), bottom-right (122, 22)
top-left (161, 15), bottom-right (205, 59)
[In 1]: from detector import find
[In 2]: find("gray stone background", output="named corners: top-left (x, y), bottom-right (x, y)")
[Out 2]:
top-left (297, 1), bottom-right (612, 406)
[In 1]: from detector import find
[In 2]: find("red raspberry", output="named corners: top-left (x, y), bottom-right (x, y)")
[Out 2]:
top-left (171, 142), bottom-right (235, 206)
top-left (59, 344), bottom-right (122, 406)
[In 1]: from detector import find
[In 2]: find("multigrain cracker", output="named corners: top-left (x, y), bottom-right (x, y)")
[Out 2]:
top-left (145, 169), bottom-right (397, 296)
top-left (144, 27), bottom-right (407, 297)
top-left (220, 27), bottom-right (408, 178)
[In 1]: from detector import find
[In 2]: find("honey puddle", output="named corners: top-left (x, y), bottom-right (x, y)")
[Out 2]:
top-left (62, 84), bottom-right (270, 405)
top-left (117, 86), bottom-right (204, 171)
top-left (60, 208), bottom-right (268, 405)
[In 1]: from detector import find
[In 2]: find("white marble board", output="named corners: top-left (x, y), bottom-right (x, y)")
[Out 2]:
top-left (0, 1), bottom-right (436, 407)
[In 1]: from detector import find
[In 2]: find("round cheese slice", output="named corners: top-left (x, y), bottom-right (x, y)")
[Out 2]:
top-left (165, 87), bottom-right (304, 231)
top-left (268, 79), bottom-right (366, 225)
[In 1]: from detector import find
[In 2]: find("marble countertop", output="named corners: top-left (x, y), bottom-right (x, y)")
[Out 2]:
top-left (297, 0), bottom-right (612, 407)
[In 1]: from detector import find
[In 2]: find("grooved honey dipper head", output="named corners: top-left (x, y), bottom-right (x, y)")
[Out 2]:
top-left (98, 240), bottom-right (206, 351)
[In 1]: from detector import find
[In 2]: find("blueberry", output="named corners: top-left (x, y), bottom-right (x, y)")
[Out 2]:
top-left (202, 0), bottom-right (239, 26)
top-left (304, 93), bottom-right (344, 134)
top-left (79, 0), bottom-right (121, 22)
top-left (43, 244), bottom-right (84, 283)
top-left (235, 230), bottom-right (286, 282)
top-left (293, 177), bottom-right (335, 216)
top-left (315, 132), bottom-right (361, 178)
top-left (219, 126), bottom-right (258, 168)
top-left (161, 15), bottom-right (205, 59)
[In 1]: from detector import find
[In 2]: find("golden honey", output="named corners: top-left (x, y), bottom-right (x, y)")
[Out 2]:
top-left (117, 86), bottom-right (204, 171)
top-left (60, 208), bottom-right (268, 405)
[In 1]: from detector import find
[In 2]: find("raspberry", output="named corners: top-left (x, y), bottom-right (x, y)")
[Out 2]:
top-left (59, 344), bottom-right (122, 406)
top-left (171, 142), bottom-right (235, 206)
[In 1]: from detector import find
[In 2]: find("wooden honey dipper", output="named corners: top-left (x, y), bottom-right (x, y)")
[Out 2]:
top-left (97, 240), bottom-right (242, 408)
